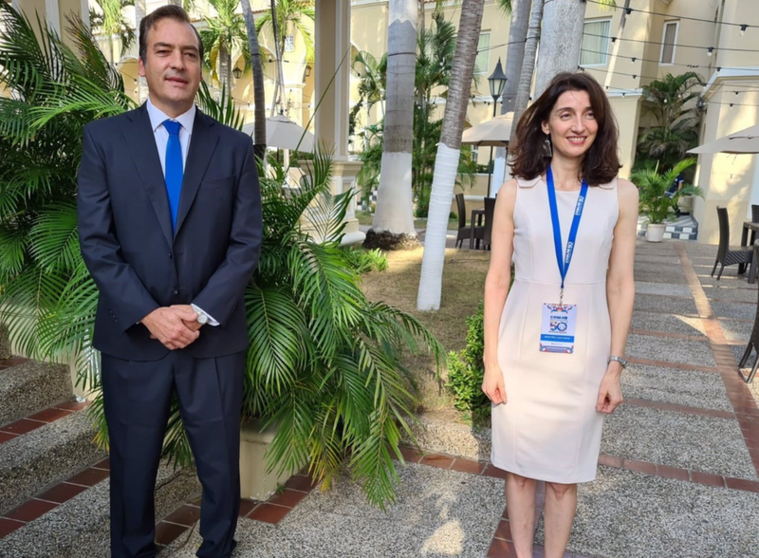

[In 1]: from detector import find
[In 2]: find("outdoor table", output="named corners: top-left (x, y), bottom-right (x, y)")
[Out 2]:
top-left (739, 221), bottom-right (759, 274)
top-left (470, 207), bottom-right (486, 250)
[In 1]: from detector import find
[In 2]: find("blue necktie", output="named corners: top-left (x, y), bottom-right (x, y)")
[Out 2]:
top-left (163, 120), bottom-right (183, 231)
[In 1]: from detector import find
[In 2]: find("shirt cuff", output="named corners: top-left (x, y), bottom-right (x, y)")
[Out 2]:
top-left (191, 303), bottom-right (220, 326)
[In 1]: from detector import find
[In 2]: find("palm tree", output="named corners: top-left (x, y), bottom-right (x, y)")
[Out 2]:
top-left (417, 0), bottom-right (485, 311)
top-left (535, 0), bottom-right (616, 96)
top-left (200, 0), bottom-right (250, 95)
top-left (0, 2), bottom-right (441, 509)
top-left (365, 0), bottom-right (419, 249)
top-left (637, 72), bottom-right (703, 171)
top-left (240, 0), bottom-right (267, 160)
top-left (89, 0), bottom-right (136, 65)
top-left (255, 0), bottom-right (314, 115)
top-left (493, 0), bottom-right (526, 188)
top-left (509, 0), bottom-right (544, 145)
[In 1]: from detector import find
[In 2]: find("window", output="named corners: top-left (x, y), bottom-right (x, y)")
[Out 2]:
top-left (284, 34), bottom-right (295, 53)
top-left (660, 21), bottom-right (678, 65)
top-left (475, 32), bottom-right (490, 75)
top-left (580, 19), bottom-right (611, 66)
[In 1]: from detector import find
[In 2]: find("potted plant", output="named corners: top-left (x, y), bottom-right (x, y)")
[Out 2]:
top-left (633, 158), bottom-right (702, 242)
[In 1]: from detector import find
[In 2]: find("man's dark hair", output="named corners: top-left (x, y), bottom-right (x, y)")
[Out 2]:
top-left (139, 5), bottom-right (204, 64)
top-left (510, 72), bottom-right (621, 186)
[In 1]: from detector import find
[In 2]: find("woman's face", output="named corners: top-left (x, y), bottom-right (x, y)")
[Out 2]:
top-left (541, 89), bottom-right (598, 160)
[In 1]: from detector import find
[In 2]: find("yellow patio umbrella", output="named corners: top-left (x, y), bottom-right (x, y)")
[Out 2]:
top-left (461, 112), bottom-right (514, 196)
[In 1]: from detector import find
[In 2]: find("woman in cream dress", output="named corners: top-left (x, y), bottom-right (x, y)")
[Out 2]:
top-left (482, 73), bottom-right (637, 558)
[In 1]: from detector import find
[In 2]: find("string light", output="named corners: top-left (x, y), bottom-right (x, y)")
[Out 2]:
top-left (585, 0), bottom-right (755, 34)
top-left (583, 32), bottom-right (759, 53)
top-left (707, 47), bottom-right (714, 57)
top-left (741, 25), bottom-right (749, 36)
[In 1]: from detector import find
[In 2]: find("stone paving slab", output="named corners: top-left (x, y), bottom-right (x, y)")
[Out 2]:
top-left (634, 262), bottom-right (687, 277)
top-left (163, 464), bottom-right (505, 558)
top-left (702, 285), bottom-right (758, 303)
top-left (625, 334), bottom-right (715, 367)
top-left (633, 270), bottom-right (689, 284)
top-left (600, 406), bottom-right (757, 480)
top-left (635, 255), bottom-right (684, 266)
top-left (634, 281), bottom-right (692, 297)
top-left (633, 294), bottom-right (698, 316)
top-left (711, 301), bottom-right (756, 321)
top-left (536, 466), bottom-right (759, 558)
top-left (694, 274), bottom-right (756, 290)
top-left (630, 311), bottom-right (705, 336)
top-left (622, 363), bottom-right (734, 412)
top-left (719, 318), bottom-right (753, 344)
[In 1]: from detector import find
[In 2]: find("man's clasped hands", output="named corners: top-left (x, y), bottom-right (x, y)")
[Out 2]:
top-left (141, 305), bottom-right (203, 350)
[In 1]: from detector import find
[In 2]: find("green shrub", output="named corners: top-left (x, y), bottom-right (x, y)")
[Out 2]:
top-left (341, 247), bottom-right (388, 274)
top-left (446, 303), bottom-right (489, 425)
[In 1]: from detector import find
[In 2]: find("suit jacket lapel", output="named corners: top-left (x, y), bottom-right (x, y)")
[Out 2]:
top-left (174, 110), bottom-right (219, 237)
top-left (123, 104), bottom-right (173, 247)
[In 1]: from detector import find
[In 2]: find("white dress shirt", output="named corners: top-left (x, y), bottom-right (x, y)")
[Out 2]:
top-left (145, 99), bottom-right (219, 327)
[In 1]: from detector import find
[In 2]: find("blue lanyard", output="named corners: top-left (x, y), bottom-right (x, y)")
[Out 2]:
top-left (546, 166), bottom-right (588, 304)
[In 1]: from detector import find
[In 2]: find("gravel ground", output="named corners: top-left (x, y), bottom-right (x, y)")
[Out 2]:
top-left (601, 406), bottom-right (757, 480)
top-left (536, 466), bottom-right (759, 558)
top-left (621, 363), bottom-right (734, 412)
top-left (625, 334), bottom-right (715, 367)
top-left (162, 464), bottom-right (505, 558)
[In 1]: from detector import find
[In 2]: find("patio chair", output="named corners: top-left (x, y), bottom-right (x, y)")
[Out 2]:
top-left (711, 207), bottom-right (753, 280)
top-left (752, 204), bottom-right (759, 223)
top-left (481, 197), bottom-right (496, 251)
top-left (738, 280), bottom-right (759, 383)
top-left (455, 193), bottom-right (482, 249)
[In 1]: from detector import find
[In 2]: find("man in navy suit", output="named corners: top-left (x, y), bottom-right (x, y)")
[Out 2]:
top-left (77, 6), bottom-right (261, 557)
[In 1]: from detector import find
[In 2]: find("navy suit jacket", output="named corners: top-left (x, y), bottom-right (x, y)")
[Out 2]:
top-left (77, 103), bottom-right (262, 361)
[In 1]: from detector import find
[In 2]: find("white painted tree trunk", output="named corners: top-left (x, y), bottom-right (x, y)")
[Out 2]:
top-left (417, 0), bottom-right (485, 311)
top-left (508, 0), bottom-right (544, 146)
top-left (493, 0), bottom-right (530, 192)
top-left (534, 0), bottom-right (587, 98)
top-left (370, 0), bottom-right (417, 237)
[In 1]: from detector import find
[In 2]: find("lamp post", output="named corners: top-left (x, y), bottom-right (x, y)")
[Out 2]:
top-left (486, 58), bottom-right (507, 197)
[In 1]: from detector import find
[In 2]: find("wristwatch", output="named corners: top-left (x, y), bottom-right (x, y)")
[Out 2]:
top-left (607, 355), bottom-right (628, 369)
top-left (196, 309), bottom-right (209, 325)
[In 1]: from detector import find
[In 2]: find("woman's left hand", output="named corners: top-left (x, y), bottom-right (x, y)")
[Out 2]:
top-left (596, 367), bottom-right (624, 414)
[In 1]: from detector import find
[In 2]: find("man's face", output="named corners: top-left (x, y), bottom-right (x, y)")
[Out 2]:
top-left (138, 18), bottom-right (202, 116)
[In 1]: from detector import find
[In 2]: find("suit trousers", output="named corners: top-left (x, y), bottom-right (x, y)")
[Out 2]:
top-left (101, 350), bottom-right (244, 558)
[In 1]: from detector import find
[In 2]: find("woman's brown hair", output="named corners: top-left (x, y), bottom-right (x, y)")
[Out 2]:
top-left (509, 72), bottom-right (620, 186)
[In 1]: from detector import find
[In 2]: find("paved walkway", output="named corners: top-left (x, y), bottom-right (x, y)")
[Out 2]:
top-left (3, 239), bottom-right (759, 557)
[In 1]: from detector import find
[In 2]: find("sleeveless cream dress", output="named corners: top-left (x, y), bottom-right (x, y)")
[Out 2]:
top-left (491, 174), bottom-right (619, 484)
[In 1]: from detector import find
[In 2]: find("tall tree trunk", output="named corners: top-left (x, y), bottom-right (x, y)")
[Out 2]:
top-left (134, 0), bottom-right (148, 102)
top-left (534, 0), bottom-right (586, 97)
top-left (365, 0), bottom-right (419, 249)
top-left (241, 0), bottom-right (267, 160)
top-left (509, 0), bottom-right (544, 146)
top-left (417, 0), bottom-right (485, 310)
top-left (492, 0), bottom-right (530, 191)
top-left (220, 44), bottom-right (231, 96)
top-left (269, 0), bottom-right (286, 116)
top-left (225, 46), bottom-right (232, 97)
top-left (603, 0), bottom-right (631, 91)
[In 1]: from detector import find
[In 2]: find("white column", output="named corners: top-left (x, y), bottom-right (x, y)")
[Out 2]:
top-left (311, 0), bottom-right (364, 245)
top-left (45, 0), bottom-right (61, 35)
top-left (314, 0), bottom-right (351, 159)
top-left (80, 0), bottom-right (90, 27)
